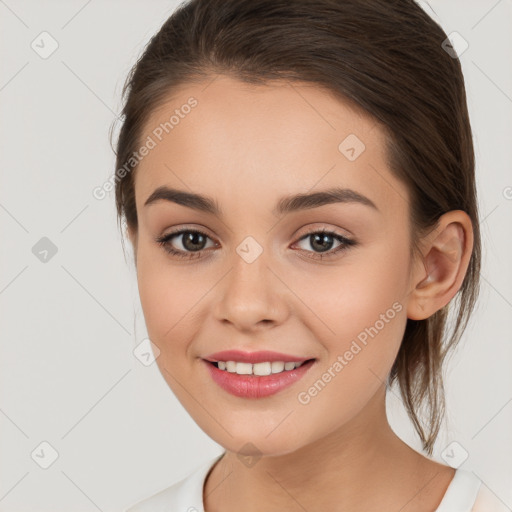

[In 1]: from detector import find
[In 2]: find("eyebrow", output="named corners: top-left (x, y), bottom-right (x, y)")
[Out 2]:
top-left (143, 185), bottom-right (378, 216)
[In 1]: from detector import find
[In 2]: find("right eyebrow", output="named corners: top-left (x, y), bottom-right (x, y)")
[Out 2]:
top-left (144, 186), bottom-right (221, 215)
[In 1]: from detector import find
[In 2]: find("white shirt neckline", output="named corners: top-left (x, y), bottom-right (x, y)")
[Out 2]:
top-left (125, 452), bottom-right (483, 512)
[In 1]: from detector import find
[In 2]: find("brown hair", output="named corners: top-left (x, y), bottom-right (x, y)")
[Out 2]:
top-left (112, 0), bottom-right (481, 455)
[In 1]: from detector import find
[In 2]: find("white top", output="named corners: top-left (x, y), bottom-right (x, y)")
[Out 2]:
top-left (125, 453), bottom-right (508, 512)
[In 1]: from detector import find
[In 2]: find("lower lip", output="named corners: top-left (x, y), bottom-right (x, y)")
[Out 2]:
top-left (203, 359), bottom-right (316, 398)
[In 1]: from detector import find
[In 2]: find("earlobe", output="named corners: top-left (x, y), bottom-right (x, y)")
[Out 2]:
top-left (407, 211), bottom-right (473, 321)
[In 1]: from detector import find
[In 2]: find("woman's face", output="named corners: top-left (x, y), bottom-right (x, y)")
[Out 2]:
top-left (130, 75), bottom-right (419, 456)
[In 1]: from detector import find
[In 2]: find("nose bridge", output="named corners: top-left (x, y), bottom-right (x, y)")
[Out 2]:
top-left (214, 235), bottom-right (287, 329)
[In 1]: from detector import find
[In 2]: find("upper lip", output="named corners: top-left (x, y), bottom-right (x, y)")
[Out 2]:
top-left (204, 350), bottom-right (314, 364)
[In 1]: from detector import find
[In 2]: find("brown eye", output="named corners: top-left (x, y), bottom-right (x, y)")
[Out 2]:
top-left (294, 228), bottom-right (356, 260)
top-left (156, 229), bottom-right (216, 259)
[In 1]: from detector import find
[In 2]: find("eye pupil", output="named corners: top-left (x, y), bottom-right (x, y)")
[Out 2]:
top-left (310, 233), bottom-right (334, 253)
top-left (183, 232), bottom-right (206, 251)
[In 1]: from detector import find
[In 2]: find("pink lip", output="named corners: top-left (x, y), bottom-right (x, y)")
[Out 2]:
top-left (204, 350), bottom-right (312, 364)
top-left (203, 358), bottom-right (316, 399)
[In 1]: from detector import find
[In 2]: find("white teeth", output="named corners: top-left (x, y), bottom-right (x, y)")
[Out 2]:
top-left (235, 362), bottom-right (252, 375)
top-left (215, 360), bottom-right (307, 375)
top-left (226, 361), bottom-right (237, 372)
top-left (253, 362), bottom-right (271, 376)
top-left (271, 361), bottom-right (285, 373)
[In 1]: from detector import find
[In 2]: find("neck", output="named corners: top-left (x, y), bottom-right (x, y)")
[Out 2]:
top-left (204, 384), bottom-right (454, 512)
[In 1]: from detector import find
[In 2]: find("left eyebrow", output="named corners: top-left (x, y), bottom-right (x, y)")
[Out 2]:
top-left (143, 185), bottom-right (378, 217)
top-left (273, 187), bottom-right (378, 216)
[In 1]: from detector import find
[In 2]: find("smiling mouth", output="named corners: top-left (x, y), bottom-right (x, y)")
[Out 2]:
top-left (206, 358), bottom-right (316, 376)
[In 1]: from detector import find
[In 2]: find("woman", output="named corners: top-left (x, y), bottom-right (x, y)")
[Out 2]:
top-left (113, 0), bottom-right (505, 509)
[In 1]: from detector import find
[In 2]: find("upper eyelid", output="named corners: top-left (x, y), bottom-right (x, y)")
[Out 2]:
top-left (162, 221), bottom-right (353, 238)
top-left (161, 226), bottom-right (353, 246)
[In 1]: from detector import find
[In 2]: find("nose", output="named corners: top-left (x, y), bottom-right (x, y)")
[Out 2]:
top-left (213, 251), bottom-right (289, 333)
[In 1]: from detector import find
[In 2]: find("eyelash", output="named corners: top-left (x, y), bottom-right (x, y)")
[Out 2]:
top-left (155, 227), bottom-right (357, 261)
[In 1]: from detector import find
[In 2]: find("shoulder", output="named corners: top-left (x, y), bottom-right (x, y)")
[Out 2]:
top-left (435, 468), bottom-right (481, 511)
top-left (472, 480), bottom-right (511, 512)
top-left (124, 453), bottom-right (224, 512)
top-left (435, 468), bottom-right (510, 512)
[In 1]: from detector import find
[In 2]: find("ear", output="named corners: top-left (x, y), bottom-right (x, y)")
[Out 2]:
top-left (407, 210), bottom-right (474, 320)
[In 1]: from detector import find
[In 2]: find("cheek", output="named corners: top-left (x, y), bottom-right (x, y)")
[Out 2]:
top-left (329, 263), bottom-right (407, 346)
top-left (136, 247), bottom-right (200, 346)
top-left (299, 237), bottom-right (409, 345)
top-left (295, 240), bottom-right (409, 401)
top-left (295, 279), bottom-right (407, 441)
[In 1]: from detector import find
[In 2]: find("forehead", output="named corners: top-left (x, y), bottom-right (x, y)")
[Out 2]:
top-left (134, 75), bottom-right (409, 219)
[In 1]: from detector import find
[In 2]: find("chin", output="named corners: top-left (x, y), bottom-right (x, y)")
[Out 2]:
top-left (208, 427), bottom-right (308, 459)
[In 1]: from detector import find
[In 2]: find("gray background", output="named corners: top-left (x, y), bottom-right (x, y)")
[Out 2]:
top-left (0, 0), bottom-right (511, 510)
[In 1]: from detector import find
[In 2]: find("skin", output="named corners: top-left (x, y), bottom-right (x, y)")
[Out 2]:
top-left (127, 75), bottom-right (474, 511)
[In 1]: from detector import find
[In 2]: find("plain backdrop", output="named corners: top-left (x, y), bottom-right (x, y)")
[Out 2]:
top-left (0, 1), bottom-right (511, 511)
